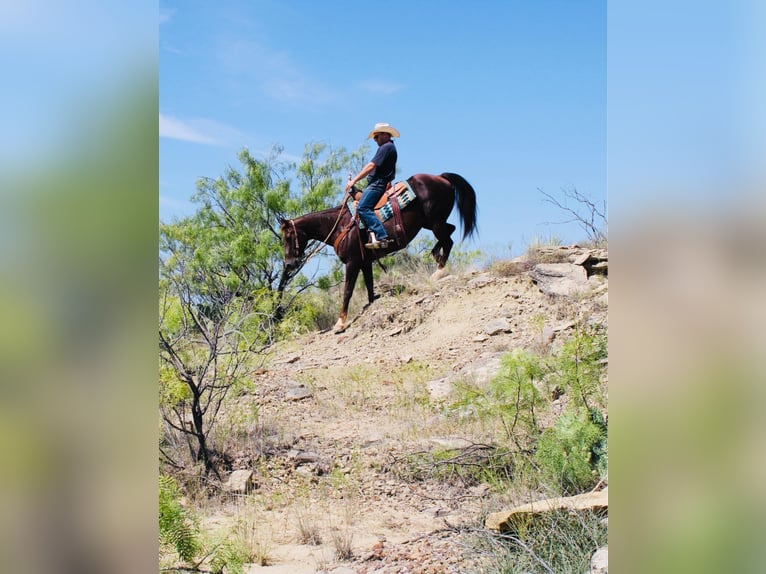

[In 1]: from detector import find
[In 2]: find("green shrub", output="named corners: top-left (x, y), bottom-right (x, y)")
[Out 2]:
top-left (159, 474), bottom-right (200, 564)
top-left (553, 324), bottom-right (607, 411)
top-left (209, 537), bottom-right (251, 574)
top-left (534, 408), bottom-right (606, 493)
top-left (489, 349), bottom-right (548, 448)
top-left (477, 508), bottom-right (607, 574)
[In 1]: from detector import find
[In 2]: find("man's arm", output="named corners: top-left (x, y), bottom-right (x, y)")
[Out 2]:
top-left (345, 162), bottom-right (376, 192)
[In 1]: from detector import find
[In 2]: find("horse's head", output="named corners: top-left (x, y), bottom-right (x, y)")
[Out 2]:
top-left (280, 217), bottom-right (306, 273)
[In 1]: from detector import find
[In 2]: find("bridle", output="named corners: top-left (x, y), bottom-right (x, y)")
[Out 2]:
top-left (285, 201), bottom-right (349, 264)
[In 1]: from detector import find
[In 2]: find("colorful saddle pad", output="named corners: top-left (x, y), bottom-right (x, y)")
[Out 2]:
top-left (347, 181), bottom-right (416, 228)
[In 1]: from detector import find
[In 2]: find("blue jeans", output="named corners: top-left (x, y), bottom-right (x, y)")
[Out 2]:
top-left (357, 179), bottom-right (389, 240)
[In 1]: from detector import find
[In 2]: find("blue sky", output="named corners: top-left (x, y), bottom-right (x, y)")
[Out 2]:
top-left (160, 0), bottom-right (606, 256)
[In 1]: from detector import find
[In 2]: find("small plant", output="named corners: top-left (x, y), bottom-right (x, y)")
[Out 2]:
top-left (331, 526), bottom-right (355, 561)
top-left (475, 508), bottom-right (607, 574)
top-left (489, 349), bottom-right (549, 450)
top-left (534, 408), bottom-right (606, 493)
top-left (533, 325), bottom-right (608, 493)
top-left (159, 474), bottom-right (201, 565)
top-left (207, 509), bottom-right (272, 572)
top-left (328, 501), bottom-right (356, 561)
top-left (553, 323), bottom-right (607, 412)
top-left (489, 259), bottom-right (529, 277)
top-left (208, 536), bottom-right (252, 574)
top-left (296, 505), bottom-right (323, 545)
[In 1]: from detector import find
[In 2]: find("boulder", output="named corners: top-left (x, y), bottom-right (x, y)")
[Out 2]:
top-left (529, 263), bottom-right (589, 297)
top-left (285, 382), bottom-right (313, 401)
top-left (225, 469), bottom-right (254, 493)
top-left (485, 318), bottom-right (512, 335)
top-left (591, 546), bottom-right (608, 574)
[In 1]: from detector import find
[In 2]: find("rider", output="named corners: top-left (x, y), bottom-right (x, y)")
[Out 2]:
top-left (344, 122), bottom-right (399, 250)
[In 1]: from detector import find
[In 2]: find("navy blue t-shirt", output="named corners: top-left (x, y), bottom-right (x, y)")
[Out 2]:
top-left (369, 141), bottom-right (397, 184)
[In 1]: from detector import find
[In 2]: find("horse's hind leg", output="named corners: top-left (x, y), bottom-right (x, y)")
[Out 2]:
top-left (430, 222), bottom-right (456, 277)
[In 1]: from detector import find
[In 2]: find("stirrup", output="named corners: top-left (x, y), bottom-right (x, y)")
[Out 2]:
top-left (365, 237), bottom-right (392, 250)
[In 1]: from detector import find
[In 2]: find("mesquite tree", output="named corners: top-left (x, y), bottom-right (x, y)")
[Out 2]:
top-left (159, 143), bottom-right (361, 473)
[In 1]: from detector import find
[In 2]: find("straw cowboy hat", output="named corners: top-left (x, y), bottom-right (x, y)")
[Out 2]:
top-left (367, 122), bottom-right (400, 139)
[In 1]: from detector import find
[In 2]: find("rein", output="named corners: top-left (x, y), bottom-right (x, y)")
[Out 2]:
top-left (288, 201), bottom-right (349, 264)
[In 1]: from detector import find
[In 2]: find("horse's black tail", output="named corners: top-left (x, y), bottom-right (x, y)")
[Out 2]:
top-left (441, 172), bottom-right (478, 240)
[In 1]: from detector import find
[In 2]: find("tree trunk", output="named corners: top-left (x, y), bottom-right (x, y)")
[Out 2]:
top-left (190, 393), bottom-right (213, 474)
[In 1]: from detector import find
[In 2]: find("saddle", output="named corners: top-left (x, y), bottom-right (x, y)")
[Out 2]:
top-left (336, 181), bottom-right (416, 254)
top-left (348, 181), bottom-right (410, 207)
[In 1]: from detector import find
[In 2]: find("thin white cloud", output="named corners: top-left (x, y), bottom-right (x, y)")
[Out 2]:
top-left (358, 79), bottom-right (405, 95)
top-left (219, 40), bottom-right (338, 106)
top-left (159, 7), bottom-right (176, 24)
top-left (159, 114), bottom-right (245, 146)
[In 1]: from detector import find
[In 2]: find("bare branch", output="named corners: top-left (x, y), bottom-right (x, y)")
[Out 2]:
top-left (538, 187), bottom-right (607, 246)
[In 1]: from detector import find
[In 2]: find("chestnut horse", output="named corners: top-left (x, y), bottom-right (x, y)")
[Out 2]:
top-left (280, 172), bottom-right (477, 332)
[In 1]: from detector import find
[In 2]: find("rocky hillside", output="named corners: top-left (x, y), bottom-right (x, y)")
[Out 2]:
top-left (198, 246), bottom-right (608, 574)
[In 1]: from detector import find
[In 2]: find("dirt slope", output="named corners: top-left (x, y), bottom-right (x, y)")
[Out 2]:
top-left (206, 260), bottom-right (607, 573)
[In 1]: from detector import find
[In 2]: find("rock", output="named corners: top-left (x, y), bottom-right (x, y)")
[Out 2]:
top-left (529, 263), bottom-right (589, 297)
top-left (590, 546), bottom-right (608, 574)
top-left (427, 377), bottom-right (454, 400)
top-left (285, 382), bottom-right (313, 401)
top-left (468, 275), bottom-right (495, 289)
top-left (486, 488), bottom-right (608, 531)
top-left (458, 353), bottom-right (504, 387)
top-left (287, 449), bottom-right (321, 465)
top-left (225, 469), bottom-right (254, 493)
top-left (485, 318), bottom-right (512, 335)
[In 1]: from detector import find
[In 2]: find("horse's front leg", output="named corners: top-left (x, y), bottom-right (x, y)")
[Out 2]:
top-left (361, 261), bottom-right (375, 304)
top-left (334, 261), bottom-right (360, 333)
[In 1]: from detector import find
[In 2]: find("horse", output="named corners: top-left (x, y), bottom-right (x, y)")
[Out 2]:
top-left (280, 172), bottom-right (477, 332)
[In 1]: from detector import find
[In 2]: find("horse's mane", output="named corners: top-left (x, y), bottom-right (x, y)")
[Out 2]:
top-left (293, 202), bottom-right (345, 221)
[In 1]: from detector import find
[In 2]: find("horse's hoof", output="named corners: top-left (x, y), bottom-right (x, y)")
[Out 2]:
top-left (430, 268), bottom-right (448, 281)
top-left (333, 320), bottom-right (346, 333)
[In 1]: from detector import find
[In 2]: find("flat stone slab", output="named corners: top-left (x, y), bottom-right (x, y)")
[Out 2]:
top-left (486, 487), bottom-right (608, 531)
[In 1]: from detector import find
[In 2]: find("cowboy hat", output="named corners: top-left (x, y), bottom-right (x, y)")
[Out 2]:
top-left (367, 122), bottom-right (400, 139)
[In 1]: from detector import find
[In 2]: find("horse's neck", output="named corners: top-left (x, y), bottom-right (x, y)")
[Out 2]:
top-left (297, 208), bottom-right (343, 244)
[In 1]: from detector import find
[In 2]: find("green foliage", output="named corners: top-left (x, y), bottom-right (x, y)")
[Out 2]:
top-left (159, 474), bottom-right (200, 564)
top-left (553, 323), bottom-right (607, 411)
top-left (478, 509), bottom-right (607, 574)
top-left (159, 143), bottom-right (364, 472)
top-left (158, 362), bottom-right (190, 408)
top-left (447, 325), bottom-right (608, 494)
top-left (534, 408), bottom-right (606, 493)
top-left (533, 326), bottom-right (607, 493)
top-left (450, 349), bottom-right (548, 449)
top-left (490, 349), bottom-right (547, 434)
top-left (208, 537), bottom-right (251, 574)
